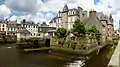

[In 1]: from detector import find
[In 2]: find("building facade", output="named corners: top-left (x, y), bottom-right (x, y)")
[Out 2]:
top-left (0, 20), bottom-right (7, 35)
top-left (84, 10), bottom-right (114, 41)
top-left (7, 21), bottom-right (21, 35)
top-left (49, 5), bottom-right (114, 40)
top-left (21, 21), bottom-right (38, 37)
top-left (49, 5), bottom-right (87, 30)
top-left (38, 22), bottom-right (56, 38)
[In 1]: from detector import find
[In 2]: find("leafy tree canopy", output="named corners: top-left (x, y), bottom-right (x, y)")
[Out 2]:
top-left (72, 19), bottom-right (86, 36)
top-left (86, 25), bottom-right (99, 34)
top-left (57, 28), bottom-right (67, 38)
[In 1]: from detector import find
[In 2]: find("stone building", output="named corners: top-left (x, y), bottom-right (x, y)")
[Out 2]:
top-left (20, 21), bottom-right (38, 37)
top-left (84, 10), bottom-right (114, 41)
top-left (0, 20), bottom-right (7, 35)
top-left (38, 22), bottom-right (56, 38)
top-left (49, 4), bottom-right (87, 30)
top-left (7, 20), bottom-right (21, 35)
top-left (49, 4), bottom-right (114, 41)
top-left (16, 28), bottom-right (31, 40)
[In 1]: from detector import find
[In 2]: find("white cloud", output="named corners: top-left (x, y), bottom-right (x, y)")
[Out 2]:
top-left (40, 0), bottom-right (94, 12)
top-left (0, 4), bottom-right (11, 17)
top-left (5, 0), bottom-right (43, 13)
top-left (10, 12), bottom-right (55, 24)
top-left (94, 0), bottom-right (120, 30)
top-left (3, 0), bottom-right (120, 30)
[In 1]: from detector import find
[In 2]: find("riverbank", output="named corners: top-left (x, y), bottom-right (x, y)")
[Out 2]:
top-left (50, 44), bottom-right (108, 56)
top-left (23, 43), bottom-right (109, 57)
top-left (24, 47), bottom-right (50, 52)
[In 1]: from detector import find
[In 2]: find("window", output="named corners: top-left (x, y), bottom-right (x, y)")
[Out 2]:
top-left (21, 24), bottom-right (23, 27)
top-left (83, 14), bottom-right (85, 17)
top-left (58, 19), bottom-right (59, 22)
top-left (24, 33), bottom-right (26, 36)
top-left (58, 14), bottom-right (59, 17)
top-left (11, 28), bottom-right (12, 31)
top-left (24, 25), bottom-right (26, 27)
top-left (59, 13), bottom-right (61, 17)
top-left (72, 11), bottom-right (75, 15)
top-left (2, 28), bottom-right (4, 31)
top-left (34, 33), bottom-right (35, 36)
top-left (34, 26), bottom-right (35, 28)
top-left (3, 24), bottom-right (4, 27)
top-left (68, 11), bottom-right (71, 15)
top-left (14, 28), bottom-right (15, 31)
top-left (73, 11), bottom-right (74, 15)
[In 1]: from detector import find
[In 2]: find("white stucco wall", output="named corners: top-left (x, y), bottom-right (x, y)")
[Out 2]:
top-left (17, 33), bottom-right (31, 40)
top-left (26, 25), bottom-right (38, 37)
top-left (49, 22), bottom-right (57, 27)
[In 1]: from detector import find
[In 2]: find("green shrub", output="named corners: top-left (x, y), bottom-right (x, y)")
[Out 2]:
top-left (17, 37), bottom-right (45, 49)
top-left (71, 43), bottom-right (76, 50)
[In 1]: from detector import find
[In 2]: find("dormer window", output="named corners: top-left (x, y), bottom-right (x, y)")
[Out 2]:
top-left (58, 13), bottom-right (61, 17)
top-left (58, 14), bottom-right (59, 17)
top-left (73, 11), bottom-right (74, 15)
top-left (72, 10), bottom-right (75, 15)
top-left (83, 14), bottom-right (85, 17)
top-left (68, 11), bottom-right (71, 15)
top-left (59, 13), bottom-right (61, 17)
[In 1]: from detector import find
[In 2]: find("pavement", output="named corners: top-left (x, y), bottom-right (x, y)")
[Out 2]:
top-left (108, 40), bottom-right (120, 67)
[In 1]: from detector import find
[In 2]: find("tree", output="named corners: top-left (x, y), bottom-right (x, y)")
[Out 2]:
top-left (57, 28), bottom-right (67, 38)
top-left (86, 25), bottom-right (100, 45)
top-left (72, 19), bottom-right (86, 36)
top-left (86, 25), bottom-right (99, 34)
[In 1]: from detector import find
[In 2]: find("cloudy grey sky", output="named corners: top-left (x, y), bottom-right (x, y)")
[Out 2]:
top-left (0, 0), bottom-right (120, 30)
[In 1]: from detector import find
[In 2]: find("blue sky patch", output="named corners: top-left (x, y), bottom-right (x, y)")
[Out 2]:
top-left (0, 0), bottom-right (5, 5)
top-left (41, 0), bottom-right (49, 3)
top-left (11, 11), bottom-right (27, 16)
top-left (94, 0), bottom-right (100, 5)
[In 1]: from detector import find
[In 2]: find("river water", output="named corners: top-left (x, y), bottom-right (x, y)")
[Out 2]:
top-left (0, 44), bottom-right (114, 67)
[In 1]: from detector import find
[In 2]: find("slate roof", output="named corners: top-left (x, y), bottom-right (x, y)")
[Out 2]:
top-left (62, 4), bottom-right (69, 12)
top-left (0, 20), bottom-right (7, 23)
top-left (21, 21), bottom-right (38, 26)
top-left (83, 15), bottom-right (103, 32)
top-left (49, 17), bottom-right (57, 23)
top-left (7, 21), bottom-right (21, 28)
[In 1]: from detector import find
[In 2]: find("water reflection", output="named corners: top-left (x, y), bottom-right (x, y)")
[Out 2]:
top-left (0, 44), bottom-right (112, 67)
top-left (0, 45), bottom-right (85, 67)
top-left (65, 60), bottom-right (85, 67)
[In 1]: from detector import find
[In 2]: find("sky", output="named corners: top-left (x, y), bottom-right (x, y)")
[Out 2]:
top-left (0, 0), bottom-right (120, 30)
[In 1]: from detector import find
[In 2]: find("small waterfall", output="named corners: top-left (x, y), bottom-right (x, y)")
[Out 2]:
top-left (65, 60), bottom-right (85, 67)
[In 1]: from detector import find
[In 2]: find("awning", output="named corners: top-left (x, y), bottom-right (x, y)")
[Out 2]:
top-left (47, 30), bottom-right (56, 32)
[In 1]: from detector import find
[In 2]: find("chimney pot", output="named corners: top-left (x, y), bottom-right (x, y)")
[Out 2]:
top-left (89, 10), bottom-right (96, 17)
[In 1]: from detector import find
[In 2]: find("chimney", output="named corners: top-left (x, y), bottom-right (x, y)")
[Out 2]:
top-left (83, 11), bottom-right (87, 18)
top-left (89, 9), bottom-right (96, 17)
